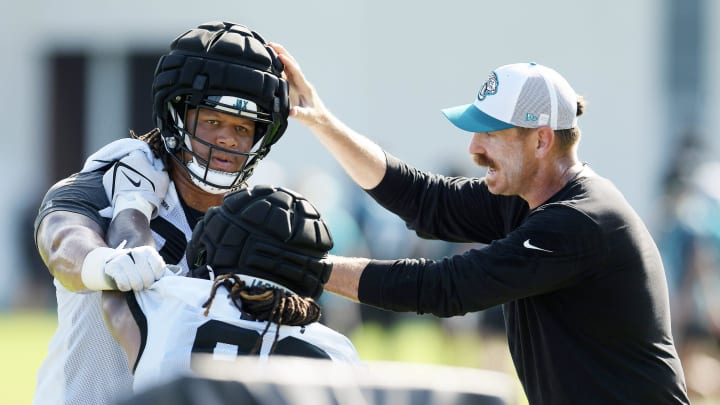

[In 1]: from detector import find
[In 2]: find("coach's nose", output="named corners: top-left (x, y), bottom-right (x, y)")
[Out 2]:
top-left (468, 132), bottom-right (487, 154)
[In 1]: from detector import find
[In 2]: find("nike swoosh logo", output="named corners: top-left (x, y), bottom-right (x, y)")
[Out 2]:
top-left (114, 161), bottom-right (156, 191)
top-left (122, 170), bottom-right (142, 187)
top-left (523, 239), bottom-right (553, 253)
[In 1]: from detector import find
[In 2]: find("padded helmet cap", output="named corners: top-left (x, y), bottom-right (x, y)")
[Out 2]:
top-left (152, 22), bottom-right (290, 192)
top-left (187, 185), bottom-right (334, 299)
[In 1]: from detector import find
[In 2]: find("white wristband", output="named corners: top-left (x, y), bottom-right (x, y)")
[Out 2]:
top-left (113, 193), bottom-right (155, 222)
top-left (81, 247), bottom-right (118, 290)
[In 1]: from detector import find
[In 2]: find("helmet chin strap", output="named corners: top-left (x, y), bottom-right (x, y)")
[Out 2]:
top-left (186, 158), bottom-right (242, 194)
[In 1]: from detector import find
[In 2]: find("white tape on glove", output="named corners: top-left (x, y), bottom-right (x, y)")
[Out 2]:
top-left (81, 243), bottom-right (167, 291)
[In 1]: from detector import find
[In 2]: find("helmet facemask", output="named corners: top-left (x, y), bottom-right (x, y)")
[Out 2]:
top-left (152, 21), bottom-right (290, 193)
top-left (164, 94), bottom-right (280, 194)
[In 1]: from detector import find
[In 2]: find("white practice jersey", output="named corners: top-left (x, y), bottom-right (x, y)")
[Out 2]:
top-left (130, 276), bottom-right (360, 393)
top-left (33, 140), bottom-right (195, 405)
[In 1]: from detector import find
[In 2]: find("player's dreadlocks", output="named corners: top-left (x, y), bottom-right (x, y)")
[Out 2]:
top-left (130, 129), bottom-right (168, 165)
top-left (201, 273), bottom-right (321, 354)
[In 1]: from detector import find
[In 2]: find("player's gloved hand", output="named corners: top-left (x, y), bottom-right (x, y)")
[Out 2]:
top-left (102, 150), bottom-right (169, 221)
top-left (81, 243), bottom-right (167, 291)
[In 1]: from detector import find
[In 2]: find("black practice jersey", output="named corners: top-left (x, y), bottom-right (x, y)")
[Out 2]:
top-left (358, 154), bottom-right (689, 404)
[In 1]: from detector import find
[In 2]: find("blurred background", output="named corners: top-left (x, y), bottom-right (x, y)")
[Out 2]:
top-left (1, 0), bottom-right (719, 403)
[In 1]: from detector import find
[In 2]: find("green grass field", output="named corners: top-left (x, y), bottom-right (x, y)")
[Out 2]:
top-left (6, 310), bottom-right (720, 405)
top-left (0, 310), bottom-right (58, 405)
top-left (0, 310), bottom-right (526, 404)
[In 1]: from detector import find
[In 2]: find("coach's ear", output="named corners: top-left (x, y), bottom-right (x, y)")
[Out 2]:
top-left (534, 126), bottom-right (555, 158)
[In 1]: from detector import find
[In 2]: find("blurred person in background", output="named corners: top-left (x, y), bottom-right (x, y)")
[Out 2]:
top-left (658, 156), bottom-right (720, 400)
top-left (32, 21), bottom-right (289, 404)
top-left (267, 43), bottom-right (689, 404)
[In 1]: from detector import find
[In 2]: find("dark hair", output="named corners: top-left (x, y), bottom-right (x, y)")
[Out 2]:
top-left (202, 273), bottom-right (321, 355)
top-left (130, 129), bottom-right (164, 157)
top-left (129, 129), bottom-right (175, 177)
top-left (554, 96), bottom-right (585, 150)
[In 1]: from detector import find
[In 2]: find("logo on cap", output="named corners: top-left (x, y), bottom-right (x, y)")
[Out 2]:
top-left (476, 72), bottom-right (499, 101)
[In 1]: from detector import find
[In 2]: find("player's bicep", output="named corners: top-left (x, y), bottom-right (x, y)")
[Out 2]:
top-left (36, 211), bottom-right (107, 289)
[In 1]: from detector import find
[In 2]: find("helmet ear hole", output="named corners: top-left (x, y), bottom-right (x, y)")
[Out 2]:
top-left (186, 240), bottom-right (209, 279)
top-left (163, 135), bottom-right (179, 152)
top-left (192, 247), bottom-right (207, 269)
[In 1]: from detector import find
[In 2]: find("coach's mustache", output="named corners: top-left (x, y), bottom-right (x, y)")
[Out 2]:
top-left (472, 153), bottom-right (494, 168)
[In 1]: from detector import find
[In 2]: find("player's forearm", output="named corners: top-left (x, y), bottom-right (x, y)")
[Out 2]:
top-left (324, 255), bottom-right (370, 302)
top-left (106, 209), bottom-right (156, 249)
top-left (309, 112), bottom-right (387, 190)
top-left (36, 212), bottom-right (107, 292)
top-left (102, 290), bottom-right (141, 368)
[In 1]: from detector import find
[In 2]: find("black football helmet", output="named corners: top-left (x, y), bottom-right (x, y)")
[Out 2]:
top-left (186, 185), bottom-right (334, 299)
top-left (152, 21), bottom-right (289, 194)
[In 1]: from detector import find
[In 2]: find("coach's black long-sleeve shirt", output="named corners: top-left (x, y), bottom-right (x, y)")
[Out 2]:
top-left (358, 154), bottom-right (689, 404)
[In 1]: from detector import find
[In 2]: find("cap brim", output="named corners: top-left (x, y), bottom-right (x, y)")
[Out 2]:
top-left (441, 104), bottom-right (514, 133)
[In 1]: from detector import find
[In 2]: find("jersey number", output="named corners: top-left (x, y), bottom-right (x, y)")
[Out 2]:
top-left (191, 320), bottom-right (331, 365)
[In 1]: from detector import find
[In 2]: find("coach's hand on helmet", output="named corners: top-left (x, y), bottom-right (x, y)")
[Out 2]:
top-left (268, 43), bottom-right (328, 129)
top-left (103, 150), bottom-right (170, 222)
top-left (81, 243), bottom-right (167, 291)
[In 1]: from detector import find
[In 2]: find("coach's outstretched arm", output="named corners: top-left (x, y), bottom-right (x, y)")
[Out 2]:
top-left (270, 43), bottom-right (387, 190)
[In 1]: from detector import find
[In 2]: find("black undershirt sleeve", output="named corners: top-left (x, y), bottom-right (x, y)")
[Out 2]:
top-left (366, 153), bottom-right (518, 244)
top-left (34, 170), bottom-right (111, 242)
top-left (126, 292), bottom-right (148, 373)
top-left (358, 205), bottom-right (605, 317)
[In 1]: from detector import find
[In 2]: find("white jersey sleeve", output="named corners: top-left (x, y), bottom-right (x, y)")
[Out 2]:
top-left (131, 276), bottom-right (360, 393)
top-left (33, 157), bottom-right (194, 405)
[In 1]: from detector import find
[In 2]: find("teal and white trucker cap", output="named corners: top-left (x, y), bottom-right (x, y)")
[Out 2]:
top-left (442, 62), bottom-right (578, 133)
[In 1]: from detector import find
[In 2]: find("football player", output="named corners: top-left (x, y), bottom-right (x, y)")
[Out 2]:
top-left (33, 21), bottom-right (289, 404)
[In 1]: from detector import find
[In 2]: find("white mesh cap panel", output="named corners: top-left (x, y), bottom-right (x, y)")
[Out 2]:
top-left (545, 68), bottom-right (578, 130)
top-left (509, 64), bottom-right (577, 130)
top-left (511, 75), bottom-right (552, 128)
top-left (443, 62), bottom-right (578, 133)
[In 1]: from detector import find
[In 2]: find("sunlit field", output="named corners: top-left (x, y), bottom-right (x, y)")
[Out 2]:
top-left (0, 310), bottom-right (527, 404)
top-left (7, 310), bottom-right (718, 405)
top-left (0, 311), bottom-right (58, 405)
